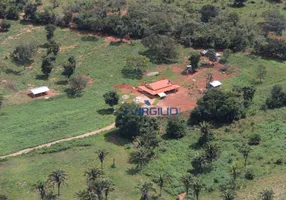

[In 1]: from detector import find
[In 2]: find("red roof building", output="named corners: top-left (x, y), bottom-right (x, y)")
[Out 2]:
top-left (138, 79), bottom-right (180, 96)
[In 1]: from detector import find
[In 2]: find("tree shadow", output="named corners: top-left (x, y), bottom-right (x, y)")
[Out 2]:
top-left (64, 88), bottom-right (82, 98)
top-left (104, 129), bottom-right (129, 146)
top-left (55, 80), bottom-right (69, 85)
top-left (109, 41), bottom-right (123, 46)
top-left (35, 74), bottom-right (48, 80)
top-left (81, 36), bottom-right (100, 42)
top-left (126, 167), bottom-right (141, 175)
top-left (97, 108), bottom-right (114, 115)
top-left (5, 69), bottom-right (22, 76)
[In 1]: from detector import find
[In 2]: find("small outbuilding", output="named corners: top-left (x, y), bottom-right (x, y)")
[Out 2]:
top-left (30, 86), bottom-right (49, 98)
top-left (209, 80), bottom-right (222, 88)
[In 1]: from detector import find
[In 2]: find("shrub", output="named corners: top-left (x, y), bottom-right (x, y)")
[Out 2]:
top-left (0, 21), bottom-right (10, 32)
top-left (11, 43), bottom-right (37, 66)
top-left (248, 134), bottom-right (261, 145)
top-left (245, 169), bottom-right (255, 180)
top-left (69, 74), bottom-right (88, 96)
top-left (166, 117), bottom-right (187, 139)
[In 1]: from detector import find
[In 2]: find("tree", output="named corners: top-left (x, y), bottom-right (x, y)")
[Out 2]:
top-left (69, 75), bottom-right (88, 96)
top-left (41, 55), bottom-right (55, 77)
top-left (154, 174), bottom-right (170, 197)
top-left (189, 52), bottom-right (200, 70)
top-left (36, 0), bottom-right (43, 6)
top-left (200, 5), bottom-right (219, 22)
top-left (11, 44), bottom-right (37, 66)
top-left (32, 181), bottom-right (46, 200)
top-left (205, 49), bottom-right (217, 62)
top-left (76, 189), bottom-right (97, 200)
top-left (103, 91), bottom-right (119, 108)
top-left (191, 152), bottom-right (208, 174)
top-left (181, 174), bottom-right (193, 200)
top-left (47, 40), bottom-right (60, 56)
top-left (136, 181), bottom-right (156, 200)
top-left (63, 56), bottom-right (76, 78)
top-left (142, 34), bottom-right (178, 64)
top-left (45, 24), bottom-right (56, 41)
top-left (5, 6), bottom-right (19, 20)
top-left (129, 147), bottom-right (153, 169)
top-left (24, 3), bottom-right (37, 20)
top-left (48, 170), bottom-right (67, 196)
top-left (96, 149), bottom-right (109, 169)
top-left (102, 179), bottom-right (115, 200)
top-left (115, 103), bottom-right (159, 140)
top-left (263, 10), bottom-right (286, 36)
top-left (259, 189), bottom-right (274, 200)
top-left (256, 65), bottom-right (266, 83)
top-left (239, 144), bottom-right (252, 168)
top-left (230, 162), bottom-right (241, 182)
top-left (89, 179), bottom-right (105, 200)
top-left (166, 117), bottom-right (187, 139)
top-left (85, 168), bottom-right (104, 184)
top-left (191, 177), bottom-right (204, 200)
top-left (122, 55), bottom-right (150, 79)
top-left (220, 49), bottom-right (232, 64)
top-left (203, 142), bottom-right (220, 163)
top-left (265, 85), bottom-right (286, 109)
top-left (0, 21), bottom-right (10, 32)
top-left (198, 121), bottom-right (213, 146)
top-left (232, 85), bottom-right (256, 107)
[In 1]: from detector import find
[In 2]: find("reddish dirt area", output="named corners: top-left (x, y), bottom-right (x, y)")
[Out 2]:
top-left (104, 36), bottom-right (131, 45)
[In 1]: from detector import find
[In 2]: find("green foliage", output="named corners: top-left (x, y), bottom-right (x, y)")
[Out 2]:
top-left (103, 91), bottom-right (119, 108)
top-left (239, 144), bottom-right (252, 168)
top-left (189, 52), bottom-right (200, 70)
top-left (262, 10), bottom-right (286, 36)
top-left (220, 49), bottom-right (232, 64)
top-left (141, 34), bottom-right (178, 64)
top-left (166, 117), bottom-right (187, 139)
top-left (244, 168), bottom-right (255, 180)
top-left (205, 49), bottom-right (217, 62)
top-left (259, 189), bottom-right (274, 200)
top-left (0, 94), bottom-right (3, 109)
top-left (129, 147), bottom-right (154, 169)
top-left (256, 38), bottom-right (286, 60)
top-left (63, 56), bottom-right (76, 78)
top-left (24, 3), bottom-right (37, 20)
top-left (5, 6), bottom-right (19, 20)
top-left (248, 134), bottom-right (261, 145)
top-left (122, 55), bottom-right (150, 79)
top-left (265, 85), bottom-right (286, 109)
top-left (41, 55), bottom-right (55, 77)
top-left (11, 43), bottom-right (37, 66)
top-left (0, 195), bottom-right (8, 200)
top-left (256, 65), bottom-right (266, 83)
top-left (136, 181), bottom-right (156, 200)
top-left (189, 89), bottom-right (246, 125)
top-left (115, 103), bottom-right (159, 140)
top-left (203, 142), bottom-right (220, 163)
top-left (198, 121), bottom-right (214, 146)
top-left (0, 21), bottom-right (10, 32)
top-left (96, 149), bottom-right (109, 169)
top-left (233, 0), bottom-right (248, 7)
top-left (69, 75), bottom-right (88, 96)
top-left (200, 5), bottom-right (219, 22)
top-left (48, 170), bottom-right (68, 196)
top-left (45, 24), bottom-right (56, 41)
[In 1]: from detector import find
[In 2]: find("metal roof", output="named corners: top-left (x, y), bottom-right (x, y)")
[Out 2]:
top-left (30, 86), bottom-right (49, 95)
top-left (158, 92), bottom-right (167, 98)
top-left (209, 80), bottom-right (222, 87)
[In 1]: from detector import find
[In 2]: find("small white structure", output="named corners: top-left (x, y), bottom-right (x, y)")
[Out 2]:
top-left (30, 86), bottom-right (49, 98)
top-left (209, 80), bottom-right (222, 88)
top-left (201, 50), bottom-right (208, 55)
top-left (216, 53), bottom-right (222, 57)
top-left (146, 71), bottom-right (159, 77)
top-left (158, 92), bottom-right (167, 98)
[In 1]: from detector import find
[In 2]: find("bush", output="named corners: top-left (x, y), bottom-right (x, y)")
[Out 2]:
top-left (11, 43), bottom-right (37, 66)
top-left (248, 134), bottom-right (261, 145)
top-left (265, 85), bottom-right (286, 109)
top-left (245, 169), bottom-right (255, 180)
top-left (0, 21), bottom-right (10, 32)
top-left (69, 74), bottom-right (88, 96)
top-left (166, 117), bottom-right (187, 139)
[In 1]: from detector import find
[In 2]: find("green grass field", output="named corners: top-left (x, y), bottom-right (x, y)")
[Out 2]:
top-left (1, 0), bottom-right (286, 199)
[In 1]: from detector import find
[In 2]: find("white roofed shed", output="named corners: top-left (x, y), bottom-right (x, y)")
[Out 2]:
top-left (30, 86), bottom-right (49, 97)
top-left (209, 80), bottom-right (222, 88)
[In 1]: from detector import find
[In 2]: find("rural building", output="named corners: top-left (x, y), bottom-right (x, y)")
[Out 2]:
top-left (209, 80), bottom-right (222, 88)
top-left (138, 79), bottom-right (180, 98)
top-left (30, 86), bottom-right (49, 98)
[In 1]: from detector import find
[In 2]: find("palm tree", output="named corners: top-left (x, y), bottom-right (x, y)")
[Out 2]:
top-left (85, 168), bottom-right (104, 184)
top-left (191, 152), bottom-right (208, 174)
top-left (259, 189), bottom-right (274, 200)
top-left (102, 179), bottom-right (115, 200)
top-left (31, 180), bottom-right (47, 199)
top-left (136, 181), bottom-right (156, 200)
top-left (181, 174), bottom-right (193, 200)
top-left (198, 121), bottom-right (213, 145)
top-left (239, 144), bottom-right (252, 168)
top-left (203, 142), bottom-right (220, 163)
top-left (96, 149), bottom-right (109, 169)
top-left (154, 174), bottom-right (170, 197)
top-left (129, 147), bottom-right (152, 170)
top-left (191, 178), bottom-right (205, 200)
top-left (48, 169), bottom-right (68, 196)
top-left (76, 189), bottom-right (97, 200)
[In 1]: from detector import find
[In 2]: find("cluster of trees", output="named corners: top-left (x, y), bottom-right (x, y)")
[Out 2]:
top-left (265, 85), bottom-right (286, 109)
top-left (189, 87), bottom-right (256, 125)
top-left (0, 0), bottom-right (28, 20)
top-left (10, 43), bottom-right (37, 67)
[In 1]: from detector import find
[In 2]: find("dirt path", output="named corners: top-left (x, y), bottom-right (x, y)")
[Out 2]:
top-left (0, 123), bottom-right (116, 159)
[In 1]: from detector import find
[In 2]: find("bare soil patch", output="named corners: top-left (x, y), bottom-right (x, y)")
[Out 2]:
top-left (104, 36), bottom-right (131, 45)
top-left (60, 43), bottom-right (80, 52)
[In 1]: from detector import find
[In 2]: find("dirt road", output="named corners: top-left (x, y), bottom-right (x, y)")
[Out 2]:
top-left (0, 123), bottom-right (116, 159)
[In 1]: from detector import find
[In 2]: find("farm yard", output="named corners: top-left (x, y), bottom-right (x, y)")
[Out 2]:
top-left (0, 0), bottom-right (286, 199)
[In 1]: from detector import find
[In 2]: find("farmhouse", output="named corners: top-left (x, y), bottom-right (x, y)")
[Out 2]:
top-left (138, 79), bottom-right (180, 98)
top-left (30, 86), bottom-right (49, 98)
